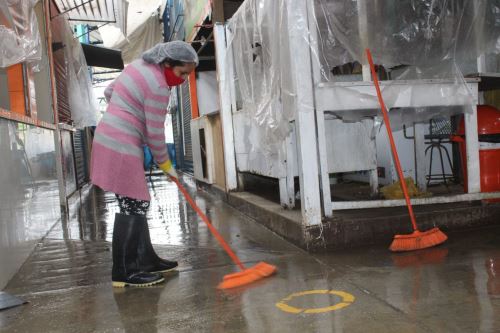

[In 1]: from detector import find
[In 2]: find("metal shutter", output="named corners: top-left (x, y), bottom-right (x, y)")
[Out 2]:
top-left (180, 81), bottom-right (193, 172)
top-left (73, 129), bottom-right (88, 188)
top-left (172, 106), bottom-right (182, 169)
top-left (53, 52), bottom-right (72, 124)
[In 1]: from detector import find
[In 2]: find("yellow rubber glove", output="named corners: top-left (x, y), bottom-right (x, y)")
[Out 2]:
top-left (158, 160), bottom-right (178, 179)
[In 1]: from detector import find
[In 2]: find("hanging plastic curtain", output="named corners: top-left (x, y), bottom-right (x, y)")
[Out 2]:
top-left (0, 0), bottom-right (42, 68)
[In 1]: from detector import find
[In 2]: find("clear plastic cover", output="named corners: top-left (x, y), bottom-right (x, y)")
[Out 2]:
top-left (227, 0), bottom-right (500, 151)
top-left (228, 0), bottom-right (294, 150)
top-left (0, 0), bottom-right (42, 68)
top-left (314, 0), bottom-right (500, 73)
top-left (52, 16), bottom-right (99, 128)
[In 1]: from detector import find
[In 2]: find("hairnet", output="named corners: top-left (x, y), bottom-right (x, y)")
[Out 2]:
top-left (142, 41), bottom-right (199, 66)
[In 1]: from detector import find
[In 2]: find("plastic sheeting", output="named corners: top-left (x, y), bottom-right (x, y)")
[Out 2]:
top-left (315, 0), bottom-right (500, 73)
top-left (0, 0), bottom-right (42, 68)
top-left (228, 0), bottom-right (500, 149)
top-left (52, 16), bottom-right (99, 128)
top-left (101, 13), bottom-right (163, 64)
top-left (228, 0), bottom-right (293, 150)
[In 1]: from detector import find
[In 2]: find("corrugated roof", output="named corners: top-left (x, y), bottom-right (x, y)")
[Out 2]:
top-left (54, 0), bottom-right (127, 35)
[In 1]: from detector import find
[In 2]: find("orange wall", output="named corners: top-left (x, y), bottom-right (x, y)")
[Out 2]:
top-left (7, 64), bottom-right (26, 115)
top-left (189, 71), bottom-right (199, 119)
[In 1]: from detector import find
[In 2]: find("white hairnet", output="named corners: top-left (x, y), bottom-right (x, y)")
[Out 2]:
top-left (142, 41), bottom-right (199, 65)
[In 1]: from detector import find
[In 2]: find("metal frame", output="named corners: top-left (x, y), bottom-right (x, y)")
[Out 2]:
top-left (283, 125), bottom-right (297, 208)
top-left (73, 23), bottom-right (110, 39)
top-left (332, 192), bottom-right (500, 210)
top-left (52, 0), bottom-right (117, 23)
top-left (53, 0), bottom-right (98, 18)
top-left (315, 79), bottom-right (484, 211)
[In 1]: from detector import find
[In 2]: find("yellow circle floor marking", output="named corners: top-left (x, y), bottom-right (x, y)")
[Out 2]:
top-left (276, 289), bottom-right (355, 314)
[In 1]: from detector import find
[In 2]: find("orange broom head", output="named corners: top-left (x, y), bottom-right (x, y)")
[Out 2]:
top-left (390, 227), bottom-right (447, 252)
top-left (217, 262), bottom-right (277, 290)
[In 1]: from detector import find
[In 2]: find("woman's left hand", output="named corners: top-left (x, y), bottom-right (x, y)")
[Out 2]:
top-left (158, 160), bottom-right (178, 180)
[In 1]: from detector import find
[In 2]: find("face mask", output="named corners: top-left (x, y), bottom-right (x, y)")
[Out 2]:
top-left (164, 67), bottom-right (185, 86)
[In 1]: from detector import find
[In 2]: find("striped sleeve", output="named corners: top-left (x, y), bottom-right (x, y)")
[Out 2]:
top-left (144, 85), bottom-right (170, 164)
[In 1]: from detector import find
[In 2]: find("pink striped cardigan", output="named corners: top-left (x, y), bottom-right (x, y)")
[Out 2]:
top-left (90, 59), bottom-right (170, 201)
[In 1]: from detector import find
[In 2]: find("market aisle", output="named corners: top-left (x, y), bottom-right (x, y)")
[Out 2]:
top-left (1, 174), bottom-right (500, 332)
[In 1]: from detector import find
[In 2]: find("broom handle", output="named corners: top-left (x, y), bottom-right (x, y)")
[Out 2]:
top-left (171, 177), bottom-right (247, 270)
top-left (366, 49), bottom-right (419, 232)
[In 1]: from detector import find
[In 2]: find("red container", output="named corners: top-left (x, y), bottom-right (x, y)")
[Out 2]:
top-left (453, 105), bottom-right (500, 193)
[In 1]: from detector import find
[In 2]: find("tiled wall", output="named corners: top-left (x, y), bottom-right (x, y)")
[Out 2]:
top-left (0, 118), bottom-right (61, 289)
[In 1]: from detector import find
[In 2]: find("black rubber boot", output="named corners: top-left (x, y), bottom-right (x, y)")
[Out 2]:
top-left (135, 215), bottom-right (178, 273)
top-left (112, 213), bottom-right (164, 287)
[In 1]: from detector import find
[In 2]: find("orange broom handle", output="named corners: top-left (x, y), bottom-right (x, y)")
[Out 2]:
top-left (171, 177), bottom-right (247, 270)
top-left (365, 49), bottom-right (419, 232)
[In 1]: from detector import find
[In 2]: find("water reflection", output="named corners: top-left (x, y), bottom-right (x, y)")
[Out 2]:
top-left (113, 285), bottom-right (163, 333)
top-left (486, 256), bottom-right (500, 297)
top-left (0, 118), bottom-right (60, 287)
top-left (64, 173), bottom-right (236, 249)
top-left (391, 247), bottom-right (449, 268)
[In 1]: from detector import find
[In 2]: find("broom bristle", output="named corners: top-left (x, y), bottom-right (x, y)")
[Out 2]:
top-left (390, 227), bottom-right (447, 252)
top-left (218, 271), bottom-right (261, 289)
top-left (252, 262), bottom-right (277, 277)
top-left (218, 262), bottom-right (277, 289)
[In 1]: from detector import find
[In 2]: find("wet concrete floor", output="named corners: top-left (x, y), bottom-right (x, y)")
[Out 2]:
top-left (1, 174), bottom-right (500, 332)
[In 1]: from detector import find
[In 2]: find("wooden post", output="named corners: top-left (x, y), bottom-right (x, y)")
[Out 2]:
top-left (285, 0), bottom-right (321, 225)
top-left (214, 23), bottom-right (238, 191)
top-left (43, 0), bottom-right (67, 210)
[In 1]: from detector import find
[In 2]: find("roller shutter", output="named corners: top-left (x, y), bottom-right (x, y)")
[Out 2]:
top-left (180, 81), bottom-right (193, 172)
top-left (73, 129), bottom-right (88, 188)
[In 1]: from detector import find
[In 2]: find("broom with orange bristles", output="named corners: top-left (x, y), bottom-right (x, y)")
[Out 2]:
top-left (170, 176), bottom-right (277, 289)
top-left (365, 48), bottom-right (448, 252)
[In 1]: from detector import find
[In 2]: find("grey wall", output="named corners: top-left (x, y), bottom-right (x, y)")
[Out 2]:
top-left (0, 68), bottom-right (10, 110)
top-left (0, 118), bottom-right (60, 289)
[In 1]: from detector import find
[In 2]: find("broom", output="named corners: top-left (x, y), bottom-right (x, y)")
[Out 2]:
top-left (365, 48), bottom-right (448, 252)
top-left (170, 176), bottom-right (277, 289)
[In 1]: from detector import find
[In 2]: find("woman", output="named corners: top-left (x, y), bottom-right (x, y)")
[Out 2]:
top-left (90, 41), bottom-right (198, 287)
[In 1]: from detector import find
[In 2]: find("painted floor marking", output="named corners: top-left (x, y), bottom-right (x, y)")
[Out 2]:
top-left (276, 289), bottom-right (355, 314)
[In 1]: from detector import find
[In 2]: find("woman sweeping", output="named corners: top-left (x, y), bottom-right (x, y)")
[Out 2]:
top-left (90, 41), bottom-right (198, 287)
